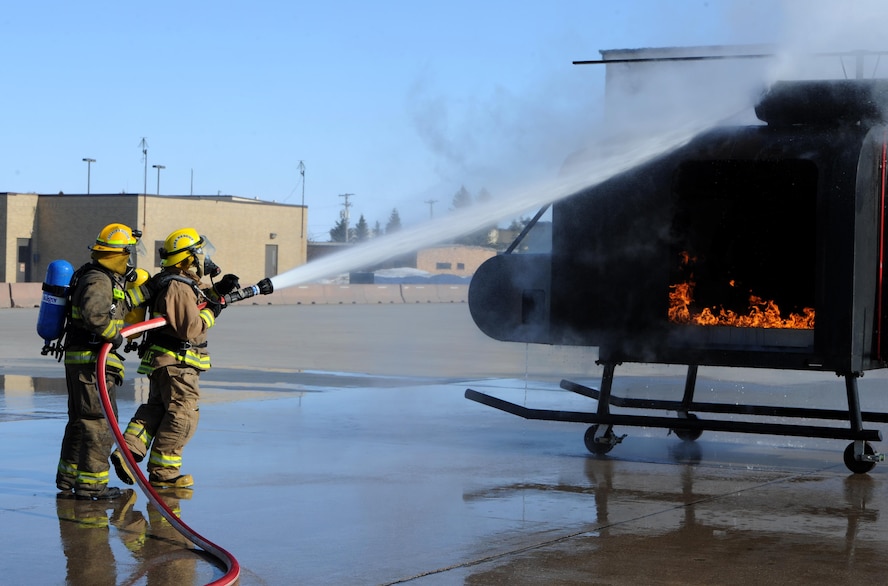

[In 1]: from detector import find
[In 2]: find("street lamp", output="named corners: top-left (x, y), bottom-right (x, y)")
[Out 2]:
top-left (152, 164), bottom-right (165, 195)
top-left (82, 158), bottom-right (96, 194)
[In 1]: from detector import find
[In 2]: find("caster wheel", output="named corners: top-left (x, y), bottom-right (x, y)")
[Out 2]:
top-left (672, 413), bottom-right (703, 442)
top-left (584, 425), bottom-right (615, 455)
top-left (844, 442), bottom-right (877, 474)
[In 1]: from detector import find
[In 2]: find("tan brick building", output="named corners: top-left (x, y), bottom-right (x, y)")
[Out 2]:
top-left (416, 245), bottom-right (495, 277)
top-left (0, 192), bottom-right (307, 286)
top-left (0, 193), bottom-right (39, 282)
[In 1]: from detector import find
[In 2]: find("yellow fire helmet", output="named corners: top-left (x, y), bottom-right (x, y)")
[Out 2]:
top-left (159, 227), bottom-right (215, 268)
top-left (90, 223), bottom-right (143, 253)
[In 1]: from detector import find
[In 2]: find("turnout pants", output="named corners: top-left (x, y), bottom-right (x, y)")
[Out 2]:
top-left (57, 363), bottom-right (120, 495)
top-left (123, 365), bottom-right (200, 482)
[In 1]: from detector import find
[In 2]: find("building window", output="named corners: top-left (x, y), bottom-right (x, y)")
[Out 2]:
top-left (457, 263), bottom-right (465, 270)
top-left (436, 262), bottom-right (452, 270)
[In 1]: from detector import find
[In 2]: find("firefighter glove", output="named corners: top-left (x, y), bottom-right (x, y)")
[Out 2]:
top-left (207, 298), bottom-right (224, 318)
top-left (110, 333), bottom-right (125, 350)
top-left (215, 274), bottom-right (240, 296)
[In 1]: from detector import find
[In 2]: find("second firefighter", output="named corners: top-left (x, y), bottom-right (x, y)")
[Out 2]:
top-left (115, 228), bottom-right (239, 489)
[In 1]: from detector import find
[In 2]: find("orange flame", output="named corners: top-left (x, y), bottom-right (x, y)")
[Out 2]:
top-left (669, 280), bottom-right (814, 329)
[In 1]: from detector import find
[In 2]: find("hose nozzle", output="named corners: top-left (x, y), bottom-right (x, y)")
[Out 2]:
top-left (222, 278), bottom-right (275, 305)
top-left (255, 277), bottom-right (274, 295)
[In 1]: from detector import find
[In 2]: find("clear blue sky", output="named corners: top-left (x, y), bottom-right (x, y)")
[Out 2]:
top-left (1, 1), bottom-right (881, 239)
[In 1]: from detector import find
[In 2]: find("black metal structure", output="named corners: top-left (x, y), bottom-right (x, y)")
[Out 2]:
top-left (465, 78), bottom-right (888, 473)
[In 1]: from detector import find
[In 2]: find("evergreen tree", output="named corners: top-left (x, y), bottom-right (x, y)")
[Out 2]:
top-left (354, 214), bottom-right (370, 241)
top-left (451, 185), bottom-right (472, 210)
top-left (386, 208), bottom-right (402, 233)
top-left (329, 217), bottom-right (348, 242)
top-left (373, 220), bottom-right (383, 238)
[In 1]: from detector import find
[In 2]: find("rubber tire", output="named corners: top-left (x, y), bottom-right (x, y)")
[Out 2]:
top-left (584, 425), bottom-right (615, 455)
top-left (672, 413), bottom-right (703, 442)
top-left (844, 442), bottom-right (877, 474)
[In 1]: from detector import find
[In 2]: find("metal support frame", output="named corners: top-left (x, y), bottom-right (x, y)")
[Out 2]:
top-left (465, 362), bottom-right (886, 446)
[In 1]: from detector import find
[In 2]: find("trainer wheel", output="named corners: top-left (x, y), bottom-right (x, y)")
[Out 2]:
top-left (844, 442), bottom-right (877, 474)
top-left (672, 413), bottom-right (703, 442)
top-left (584, 425), bottom-right (615, 455)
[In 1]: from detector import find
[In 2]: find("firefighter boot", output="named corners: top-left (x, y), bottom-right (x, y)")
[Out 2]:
top-left (110, 449), bottom-right (136, 485)
top-left (149, 474), bottom-right (194, 489)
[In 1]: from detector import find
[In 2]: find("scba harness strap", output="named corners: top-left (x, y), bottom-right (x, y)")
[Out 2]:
top-left (148, 332), bottom-right (209, 353)
top-left (137, 272), bottom-right (214, 368)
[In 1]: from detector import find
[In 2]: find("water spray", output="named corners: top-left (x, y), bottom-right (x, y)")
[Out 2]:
top-left (265, 101), bottom-right (755, 293)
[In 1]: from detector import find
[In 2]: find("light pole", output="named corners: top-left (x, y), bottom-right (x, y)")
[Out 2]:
top-left (82, 158), bottom-right (95, 194)
top-left (152, 164), bottom-right (165, 195)
top-left (424, 199), bottom-right (438, 219)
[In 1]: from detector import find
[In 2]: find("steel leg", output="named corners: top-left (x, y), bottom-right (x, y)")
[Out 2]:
top-left (845, 372), bottom-right (883, 471)
top-left (680, 364), bottom-right (698, 409)
top-left (589, 362), bottom-right (625, 451)
top-left (672, 364), bottom-right (702, 441)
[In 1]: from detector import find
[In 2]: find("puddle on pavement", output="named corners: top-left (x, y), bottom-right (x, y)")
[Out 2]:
top-left (0, 372), bottom-right (317, 421)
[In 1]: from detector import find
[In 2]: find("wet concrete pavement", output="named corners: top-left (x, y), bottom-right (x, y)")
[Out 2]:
top-left (3, 304), bottom-right (888, 585)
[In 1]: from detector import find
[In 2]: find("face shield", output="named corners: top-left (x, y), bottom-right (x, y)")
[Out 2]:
top-left (124, 233), bottom-right (148, 282)
top-left (127, 239), bottom-right (147, 258)
top-left (192, 236), bottom-right (220, 279)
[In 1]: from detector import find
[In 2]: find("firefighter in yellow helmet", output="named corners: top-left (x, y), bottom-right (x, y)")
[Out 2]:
top-left (56, 223), bottom-right (155, 500)
top-left (115, 228), bottom-right (239, 489)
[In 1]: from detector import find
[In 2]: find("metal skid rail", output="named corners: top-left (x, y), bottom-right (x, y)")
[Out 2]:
top-left (465, 360), bottom-right (888, 473)
top-left (464, 382), bottom-right (883, 442)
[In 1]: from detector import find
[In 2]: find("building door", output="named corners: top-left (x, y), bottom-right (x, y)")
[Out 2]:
top-left (265, 244), bottom-right (278, 278)
top-left (17, 238), bottom-right (31, 282)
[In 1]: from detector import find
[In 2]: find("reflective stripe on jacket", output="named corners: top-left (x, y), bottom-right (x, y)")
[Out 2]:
top-left (64, 349), bottom-right (125, 373)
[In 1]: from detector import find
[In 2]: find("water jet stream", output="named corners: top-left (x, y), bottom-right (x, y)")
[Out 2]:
top-left (271, 104), bottom-right (754, 292)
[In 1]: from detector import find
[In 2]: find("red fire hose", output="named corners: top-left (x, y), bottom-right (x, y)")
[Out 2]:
top-left (96, 314), bottom-right (241, 586)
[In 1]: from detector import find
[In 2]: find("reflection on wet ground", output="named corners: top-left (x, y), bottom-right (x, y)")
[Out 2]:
top-left (3, 305), bottom-right (888, 584)
top-left (462, 456), bottom-right (887, 586)
top-left (55, 487), bottom-right (216, 586)
top-left (1, 374), bottom-right (69, 422)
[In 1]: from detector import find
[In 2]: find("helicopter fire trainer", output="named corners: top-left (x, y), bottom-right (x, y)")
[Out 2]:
top-left (466, 75), bottom-right (888, 474)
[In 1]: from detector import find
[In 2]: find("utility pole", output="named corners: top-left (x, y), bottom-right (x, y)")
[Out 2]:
top-left (298, 161), bottom-right (306, 238)
top-left (339, 193), bottom-right (354, 243)
top-left (424, 199), bottom-right (438, 219)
